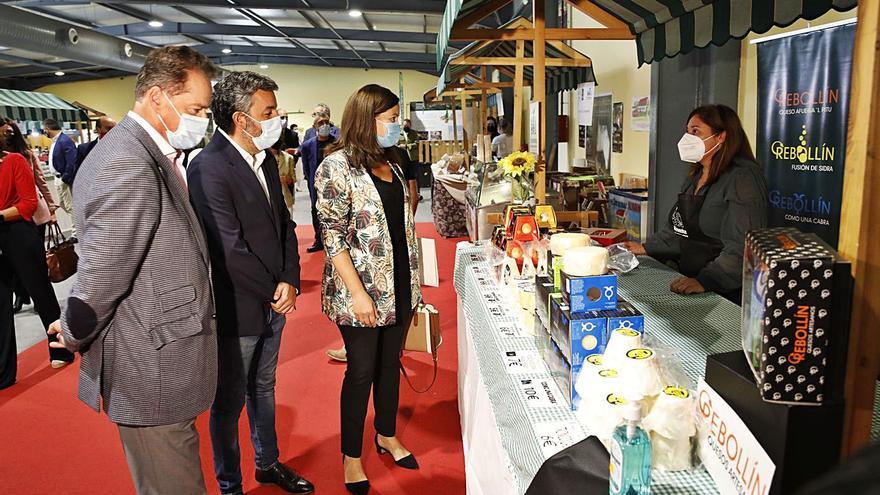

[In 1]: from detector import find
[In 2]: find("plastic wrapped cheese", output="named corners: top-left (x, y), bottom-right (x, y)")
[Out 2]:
top-left (562, 246), bottom-right (609, 277)
top-left (643, 385), bottom-right (696, 471)
top-left (617, 347), bottom-right (663, 400)
top-left (650, 434), bottom-right (693, 471)
top-left (548, 232), bottom-right (590, 256)
top-left (603, 328), bottom-right (643, 370)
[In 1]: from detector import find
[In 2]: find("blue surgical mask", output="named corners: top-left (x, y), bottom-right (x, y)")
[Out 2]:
top-left (317, 124), bottom-right (331, 138)
top-left (376, 119), bottom-right (401, 148)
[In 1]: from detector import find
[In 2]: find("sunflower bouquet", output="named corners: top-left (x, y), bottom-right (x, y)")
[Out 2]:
top-left (498, 151), bottom-right (537, 202)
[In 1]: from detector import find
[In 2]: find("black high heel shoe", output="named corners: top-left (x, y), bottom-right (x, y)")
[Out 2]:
top-left (343, 455), bottom-right (370, 495)
top-left (374, 433), bottom-right (419, 470)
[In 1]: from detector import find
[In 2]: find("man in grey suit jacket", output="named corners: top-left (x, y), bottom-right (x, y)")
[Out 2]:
top-left (49, 46), bottom-right (218, 495)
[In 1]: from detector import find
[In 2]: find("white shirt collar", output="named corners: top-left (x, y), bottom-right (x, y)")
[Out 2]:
top-left (217, 128), bottom-right (266, 169)
top-left (127, 110), bottom-right (177, 161)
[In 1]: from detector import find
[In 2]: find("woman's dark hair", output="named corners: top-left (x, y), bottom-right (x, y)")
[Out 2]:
top-left (687, 104), bottom-right (755, 185)
top-left (1, 117), bottom-right (31, 156)
top-left (326, 84), bottom-right (399, 169)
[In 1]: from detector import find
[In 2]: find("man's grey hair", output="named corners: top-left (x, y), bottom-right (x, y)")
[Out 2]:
top-left (211, 71), bottom-right (279, 133)
top-left (313, 103), bottom-right (331, 117)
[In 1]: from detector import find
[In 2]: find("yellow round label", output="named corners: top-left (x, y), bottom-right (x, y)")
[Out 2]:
top-left (663, 386), bottom-right (690, 399)
top-left (587, 354), bottom-right (603, 366)
top-left (581, 335), bottom-right (598, 350)
top-left (606, 394), bottom-right (627, 405)
top-left (615, 328), bottom-right (640, 338)
top-left (626, 348), bottom-right (654, 360)
top-left (598, 369), bottom-right (618, 378)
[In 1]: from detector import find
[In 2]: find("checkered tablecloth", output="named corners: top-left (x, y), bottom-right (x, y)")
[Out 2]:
top-left (454, 245), bottom-right (730, 494)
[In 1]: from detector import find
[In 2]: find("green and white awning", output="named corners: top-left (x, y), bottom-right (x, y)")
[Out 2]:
top-left (437, 0), bottom-right (858, 67)
top-left (0, 88), bottom-right (88, 123)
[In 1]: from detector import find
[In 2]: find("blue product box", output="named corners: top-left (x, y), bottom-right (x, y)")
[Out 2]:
top-left (561, 271), bottom-right (618, 312)
top-left (550, 296), bottom-right (607, 368)
top-left (601, 300), bottom-right (645, 335)
top-left (544, 336), bottom-right (582, 410)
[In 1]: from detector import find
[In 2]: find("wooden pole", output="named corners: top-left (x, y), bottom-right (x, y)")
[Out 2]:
top-left (534, 0), bottom-right (547, 204)
top-left (513, 39), bottom-right (525, 151)
top-left (460, 86), bottom-right (469, 167)
top-left (839, 0), bottom-right (880, 456)
top-left (451, 101), bottom-right (459, 150)
top-left (481, 66), bottom-right (489, 160)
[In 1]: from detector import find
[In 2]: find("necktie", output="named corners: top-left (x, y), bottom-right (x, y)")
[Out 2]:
top-left (173, 150), bottom-right (187, 192)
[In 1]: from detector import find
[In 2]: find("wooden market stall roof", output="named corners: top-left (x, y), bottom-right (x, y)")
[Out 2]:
top-left (437, 0), bottom-right (858, 67)
top-left (0, 88), bottom-right (88, 122)
top-left (437, 17), bottom-right (597, 95)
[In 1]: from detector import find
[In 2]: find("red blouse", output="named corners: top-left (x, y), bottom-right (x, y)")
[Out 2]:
top-left (0, 152), bottom-right (38, 222)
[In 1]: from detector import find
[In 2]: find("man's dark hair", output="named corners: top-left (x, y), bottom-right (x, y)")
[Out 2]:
top-left (41, 118), bottom-right (61, 131)
top-left (211, 71), bottom-right (279, 134)
top-left (135, 46), bottom-right (217, 100)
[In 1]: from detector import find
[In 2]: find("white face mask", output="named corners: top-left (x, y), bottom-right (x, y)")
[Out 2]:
top-left (677, 132), bottom-right (720, 163)
top-left (157, 91), bottom-right (209, 150)
top-left (243, 114), bottom-right (283, 151)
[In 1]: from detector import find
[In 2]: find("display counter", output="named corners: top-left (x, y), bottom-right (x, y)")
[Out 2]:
top-left (454, 243), bottom-right (730, 494)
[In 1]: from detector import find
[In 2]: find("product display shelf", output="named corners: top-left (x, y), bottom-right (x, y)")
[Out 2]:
top-left (454, 245), bottom-right (723, 495)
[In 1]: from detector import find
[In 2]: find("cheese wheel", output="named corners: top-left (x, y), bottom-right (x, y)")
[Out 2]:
top-left (548, 232), bottom-right (590, 256)
top-left (562, 246), bottom-right (609, 277)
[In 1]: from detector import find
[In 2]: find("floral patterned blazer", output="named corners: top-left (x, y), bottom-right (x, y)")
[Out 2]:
top-left (315, 149), bottom-right (422, 327)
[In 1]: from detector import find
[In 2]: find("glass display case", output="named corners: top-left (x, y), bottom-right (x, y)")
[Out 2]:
top-left (466, 161), bottom-right (512, 241)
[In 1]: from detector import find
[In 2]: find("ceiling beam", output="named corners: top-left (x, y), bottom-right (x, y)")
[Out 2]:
top-left (98, 21), bottom-right (437, 44)
top-left (95, 2), bottom-right (213, 44)
top-left (8, 0), bottom-right (448, 15)
top-left (198, 44), bottom-right (436, 63)
top-left (213, 54), bottom-right (438, 73)
top-left (450, 27), bottom-right (635, 41)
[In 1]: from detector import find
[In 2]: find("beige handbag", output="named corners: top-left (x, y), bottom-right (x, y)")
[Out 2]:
top-left (400, 303), bottom-right (442, 393)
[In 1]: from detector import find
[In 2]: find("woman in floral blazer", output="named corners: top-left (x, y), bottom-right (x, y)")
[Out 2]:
top-left (315, 84), bottom-right (421, 494)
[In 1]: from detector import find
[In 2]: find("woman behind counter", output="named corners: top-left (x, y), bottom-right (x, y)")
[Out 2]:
top-left (626, 104), bottom-right (768, 303)
top-left (315, 84), bottom-right (421, 495)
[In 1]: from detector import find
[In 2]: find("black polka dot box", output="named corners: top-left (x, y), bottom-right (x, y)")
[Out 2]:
top-left (741, 228), bottom-right (838, 406)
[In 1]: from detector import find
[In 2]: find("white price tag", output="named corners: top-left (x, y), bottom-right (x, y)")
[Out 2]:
top-left (533, 421), bottom-right (586, 459)
top-left (501, 350), bottom-right (546, 374)
top-left (518, 378), bottom-right (564, 408)
top-left (498, 323), bottom-right (525, 339)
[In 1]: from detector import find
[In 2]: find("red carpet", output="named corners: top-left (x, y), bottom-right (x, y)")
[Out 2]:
top-left (0, 223), bottom-right (466, 495)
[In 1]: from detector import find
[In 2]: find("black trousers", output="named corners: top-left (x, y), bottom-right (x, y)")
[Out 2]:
top-left (338, 309), bottom-right (413, 457)
top-left (0, 221), bottom-right (74, 389)
top-left (308, 182), bottom-right (323, 246)
top-left (10, 223), bottom-right (46, 305)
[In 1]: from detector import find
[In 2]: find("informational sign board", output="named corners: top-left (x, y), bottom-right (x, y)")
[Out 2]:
top-left (696, 379), bottom-right (776, 495)
top-left (577, 81), bottom-right (595, 124)
top-left (529, 101), bottom-right (541, 155)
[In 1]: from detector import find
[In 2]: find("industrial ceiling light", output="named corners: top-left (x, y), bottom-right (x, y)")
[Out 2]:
top-left (348, 9), bottom-right (362, 17)
top-left (222, 47), bottom-right (232, 54)
top-left (148, 20), bottom-right (164, 28)
top-left (54, 71), bottom-right (65, 76)
top-left (259, 63), bottom-right (269, 69)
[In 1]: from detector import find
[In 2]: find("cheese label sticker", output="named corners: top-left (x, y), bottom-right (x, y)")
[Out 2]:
top-left (663, 385), bottom-right (690, 399)
top-left (614, 328), bottom-right (640, 338)
top-left (598, 369), bottom-right (619, 378)
top-left (587, 354), bottom-right (604, 366)
top-left (626, 348), bottom-right (654, 360)
top-left (606, 394), bottom-right (627, 405)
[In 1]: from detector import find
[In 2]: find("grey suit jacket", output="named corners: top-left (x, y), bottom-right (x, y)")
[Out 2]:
top-left (62, 115), bottom-right (217, 427)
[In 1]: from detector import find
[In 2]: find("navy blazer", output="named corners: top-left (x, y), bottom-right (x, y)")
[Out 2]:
top-left (299, 135), bottom-right (336, 187)
top-left (52, 132), bottom-right (79, 185)
top-left (76, 139), bottom-right (99, 171)
top-left (187, 132), bottom-right (301, 337)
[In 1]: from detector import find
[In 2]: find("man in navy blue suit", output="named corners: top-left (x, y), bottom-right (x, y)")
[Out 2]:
top-left (187, 71), bottom-right (314, 495)
top-left (43, 118), bottom-right (78, 239)
top-left (299, 113), bottom-right (336, 253)
top-left (75, 116), bottom-right (117, 173)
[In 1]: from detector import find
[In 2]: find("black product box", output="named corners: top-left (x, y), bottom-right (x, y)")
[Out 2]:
top-left (705, 351), bottom-right (844, 495)
top-left (535, 275), bottom-right (557, 331)
top-left (742, 228), bottom-right (851, 405)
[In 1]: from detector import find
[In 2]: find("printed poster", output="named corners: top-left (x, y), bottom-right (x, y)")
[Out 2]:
top-left (630, 95), bottom-right (650, 132)
top-left (757, 23), bottom-right (855, 247)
